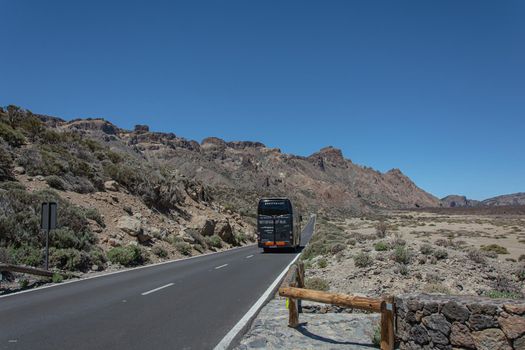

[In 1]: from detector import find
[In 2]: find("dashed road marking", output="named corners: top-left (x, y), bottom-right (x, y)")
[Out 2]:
top-left (141, 283), bottom-right (174, 296)
top-left (245, 255), bottom-right (254, 259)
top-left (215, 264), bottom-right (228, 270)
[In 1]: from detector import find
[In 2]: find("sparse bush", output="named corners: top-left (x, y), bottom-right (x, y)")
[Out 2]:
top-left (330, 242), bottom-right (345, 254)
top-left (45, 175), bottom-right (67, 190)
top-left (480, 244), bottom-right (509, 255)
top-left (519, 254), bottom-right (525, 262)
top-left (423, 283), bottom-right (451, 294)
top-left (374, 241), bottom-right (389, 251)
top-left (0, 143), bottom-right (14, 181)
top-left (107, 245), bottom-right (146, 267)
top-left (353, 251), bottom-right (373, 268)
top-left (205, 235), bottom-right (222, 249)
top-left (420, 244), bottom-right (434, 255)
top-left (305, 277), bottom-right (329, 291)
top-left (392, 246), bottom-right (411, 265)
top-left (174, 241), bottom-right (192, 256)
top-left (318, 257), bottom-right (328, 268)
top-left (375, 221), bottom-right (388, 238)
top-left (301, 241), bottom-right (328, 260)
top-left (467, 248), bottom-right (486, 264)
top-left (234, 232), bottom-right (248, 245)
top-left (516, 265), bottom-right (525, 281)
top-left (395, 264), bottom-right (409, 276)
top-left (9, 245), bottom-right (43, 267)
top-left (346, 238), bottom-right (356, 246)
top-left (433, 249), bottom-right (448, 260)
top-left (152, 246), bottom-right (168, 258)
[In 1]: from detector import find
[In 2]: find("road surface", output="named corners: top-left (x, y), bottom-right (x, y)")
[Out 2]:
top-left (0, 216), bottom-right (315, 350)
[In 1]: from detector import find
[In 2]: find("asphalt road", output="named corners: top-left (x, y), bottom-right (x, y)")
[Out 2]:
top-left (0, 216), bottom-right (315, 350)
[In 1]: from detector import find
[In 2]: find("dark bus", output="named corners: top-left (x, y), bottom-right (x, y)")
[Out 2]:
top-left (257, 197), bottom-right (301, 252)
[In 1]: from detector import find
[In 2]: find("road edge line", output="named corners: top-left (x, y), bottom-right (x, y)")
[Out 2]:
top-left (213, 215), bottom-right (315, 350)
top-left (0, 243), bottom-right (256, 299)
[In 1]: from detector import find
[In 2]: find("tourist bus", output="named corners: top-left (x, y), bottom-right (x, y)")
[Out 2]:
top-left (257, 197), bottom-right (301, 252)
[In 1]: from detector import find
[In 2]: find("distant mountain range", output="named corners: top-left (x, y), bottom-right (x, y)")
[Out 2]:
top-left (440, 193), bottom-right (525, 208)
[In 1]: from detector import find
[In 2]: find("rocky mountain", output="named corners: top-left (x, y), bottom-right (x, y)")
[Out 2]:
top-left (481, 192), bottom-right (525, 207)
top-left (440, 195), bottom-right (480, 208)
top-left (440, 193), bottom-right (525, 208)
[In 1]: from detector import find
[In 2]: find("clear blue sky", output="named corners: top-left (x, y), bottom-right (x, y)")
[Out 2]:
top-left (1, 1), bottom-right (524, 200)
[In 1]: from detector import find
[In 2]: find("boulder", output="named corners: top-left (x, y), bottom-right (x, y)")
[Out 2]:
top-left (104, 180), bottom-right (119, 192)
top-left (442, 301), bottom-right (470, 322)
top-left (498, 315), bottom-right (525, 339)
top-left (450, 322), bottom-right (475, 348)
top-left (216, 220), bottom-right (234, 244)
top-left (200, 219), bottom-right (216, 236)
top-left (117, 216), bottom-right (142, 236)
top-left (471, 328), bottom-right (512, 350)
top-left (13, 166), bottom-right (25, 175)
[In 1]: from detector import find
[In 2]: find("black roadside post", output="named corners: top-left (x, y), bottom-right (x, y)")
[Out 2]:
top-left (41, 202), bottom-right (57, 270)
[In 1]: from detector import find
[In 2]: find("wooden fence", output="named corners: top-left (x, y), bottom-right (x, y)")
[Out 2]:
top-left (279, 262), bottom-right (395, 350)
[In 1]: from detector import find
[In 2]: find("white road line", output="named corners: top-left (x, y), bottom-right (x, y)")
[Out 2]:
top-left (215, 264), bottom-right (228, 270)
top-left (245, 255), bottom-right (254, 259)
top-left (213, 216), bottom-right (315, 350)
top-left (0, 244), bottom-right (256, 299)
top-left (141, 283), bottom-right (174, 296)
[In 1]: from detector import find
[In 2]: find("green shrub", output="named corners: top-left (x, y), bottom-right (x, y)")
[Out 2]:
top-left (152, 246), bottom-right (168, 258)
top-left (107, 245), bottom-right (146, 267)
top-left (9, 244), bottom-right (43, 267)
top-left (305, 277), bottom-right (329, 291)
top-left (374, 241), bottom-right (389, 251)
top-left (89, 248), bottom-right (106, 267)
top-left (234, 232), bottom-right (248, 245)
top-left (517, 265), bottom-right (525, 281)
top-left (19, 279), bottom-right (29, 289)
top-left (353, 251), bottom-right (373, 268)
top-left (45, 175), bottom-right (67, 190)
top-left (0, 144), bottom-right (14, 181)
top-left (174, 241), bottom-right (192, 256)
top-left (519, 254), bottom-right (525, 262)
top-left (433, 249), bottom-right (448, 260)
top-left (372, 324), bottom-right (381, 347)
top-left (392, 246), bottom-right (411, 265)
top-left (423, 283), bottom-right (451, 294)
top-left (484, 290), bottom-right (521, 299)
top-left (318, 257), bottom-right (328, 268)
top-left (83, 207), bottom-right (105, 227)
top-left (301, 241), bottom-right (328, 260)
top-left (420, 244), bottom-right (434, 255)
top-left (205, 235), bottom-right (222, 248)
top-left (52, 273), bottom-right (64, 283)
top-left (481, 244), bottom-right (509, 255)
top-left (50, 248), bottom-right (91, 271)
top-left (0, 122), bottom-right (25, 147)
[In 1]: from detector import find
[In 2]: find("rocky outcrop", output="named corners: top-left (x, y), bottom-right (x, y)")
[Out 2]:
top-left (482, 193), bottom-right (525, 207)
top-left (64, 118), bottom-right (119, 135)
top-left (396, 294), bottom-right (525, 350)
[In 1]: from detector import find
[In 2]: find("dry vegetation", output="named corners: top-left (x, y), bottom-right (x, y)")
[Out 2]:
top-left (303, 210), bottom-right (525, 300)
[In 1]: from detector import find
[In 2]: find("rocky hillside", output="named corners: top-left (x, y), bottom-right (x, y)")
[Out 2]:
top-left (440, 195), bottom-right (480, 208)
top-left (0, 105), bottom-right (439, 277)
top-left (58, 115), bottom-right (439, 216)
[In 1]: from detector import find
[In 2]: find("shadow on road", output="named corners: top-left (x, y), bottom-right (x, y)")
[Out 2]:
top-left (260, 246), bottom-right (305, 254)
top-left (295, 324), bottom-right (377, 348)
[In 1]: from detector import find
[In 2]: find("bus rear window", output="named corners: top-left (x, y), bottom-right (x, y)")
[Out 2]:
top-left (258, 200), bottom-right (290, 216)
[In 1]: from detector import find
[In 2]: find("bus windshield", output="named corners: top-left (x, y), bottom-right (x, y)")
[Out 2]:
top-left (258, 200), bottom-right (290, 216)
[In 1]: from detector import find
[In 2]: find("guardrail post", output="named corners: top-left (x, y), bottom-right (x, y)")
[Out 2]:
top-left (380, 296), bottom-right (395, 350)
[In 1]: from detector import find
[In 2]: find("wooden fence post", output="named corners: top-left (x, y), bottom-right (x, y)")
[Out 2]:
top-left (296, 262), bottom-right (305, 313)
top-left (380, 296), bottom-right (395, 350)
top-left (288, 281), bottom-right (299, 327)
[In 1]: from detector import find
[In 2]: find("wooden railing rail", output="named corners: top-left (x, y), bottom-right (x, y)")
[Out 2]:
top-left (278, 262), bottom-right (395, 350)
